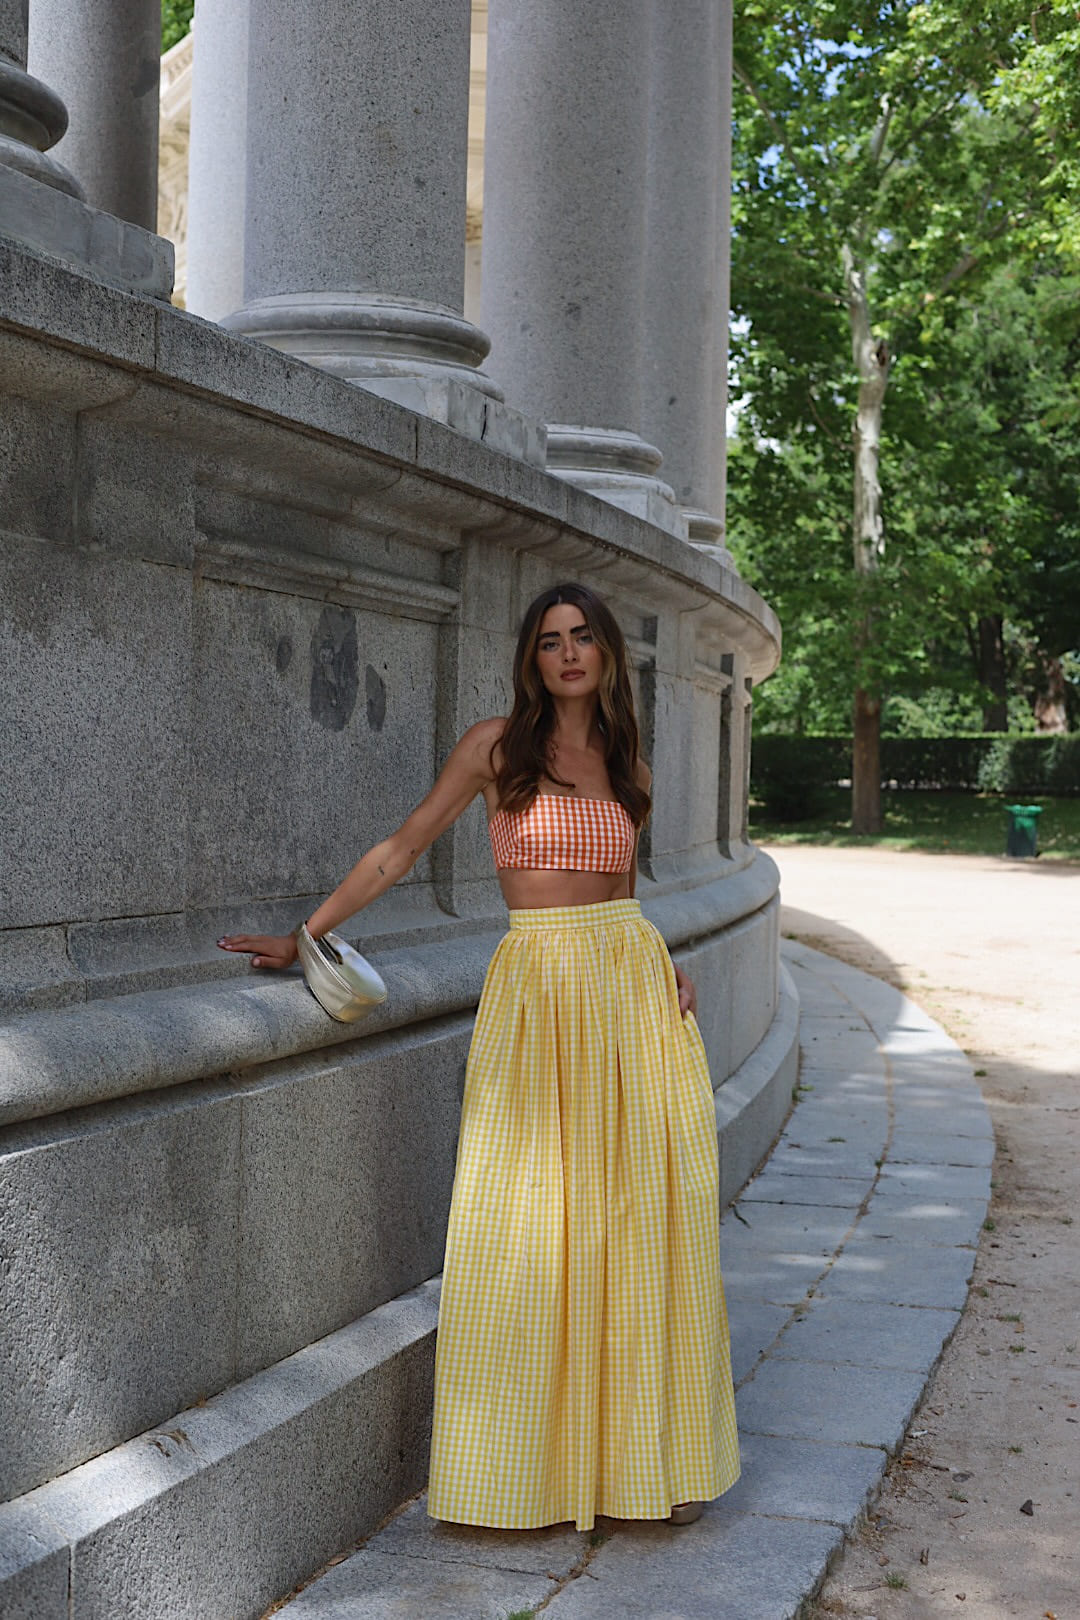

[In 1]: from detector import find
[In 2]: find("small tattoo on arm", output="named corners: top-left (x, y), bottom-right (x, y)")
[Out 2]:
top-left (377, 864), bottom-right (385, 877)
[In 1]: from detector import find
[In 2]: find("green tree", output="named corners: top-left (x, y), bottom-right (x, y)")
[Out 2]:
top-left (730, 2), bottom-right (1067, 828)
top-left (162, 0), bottom-right (193, 52)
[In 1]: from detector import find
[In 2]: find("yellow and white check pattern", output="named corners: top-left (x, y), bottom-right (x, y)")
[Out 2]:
top-left (427, 898), bottom-right (740, 1531)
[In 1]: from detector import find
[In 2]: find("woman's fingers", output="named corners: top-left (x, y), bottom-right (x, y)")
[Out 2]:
top-left (216, 933), bottom-right (297, 970)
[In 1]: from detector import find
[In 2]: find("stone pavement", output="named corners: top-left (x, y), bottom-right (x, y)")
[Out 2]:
top-left (273, 940), bottom-right (992, 1620)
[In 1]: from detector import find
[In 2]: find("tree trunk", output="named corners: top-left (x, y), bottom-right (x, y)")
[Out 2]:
top-left (852, 683), bottom-right (882, 833)
top-left (1034, 650), bottom-right (1068, 733)
top-left (844, 242), bottom-right (889, 835)
top-left (977, 613), bottom-right (1008, 731)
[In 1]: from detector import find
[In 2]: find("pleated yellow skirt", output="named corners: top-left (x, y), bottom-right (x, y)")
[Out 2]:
top-left (427, 898), bottom-right (740, 1531)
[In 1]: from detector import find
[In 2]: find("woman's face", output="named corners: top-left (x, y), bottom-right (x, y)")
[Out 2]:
top-left (535, 602), bottom-right (603, 700)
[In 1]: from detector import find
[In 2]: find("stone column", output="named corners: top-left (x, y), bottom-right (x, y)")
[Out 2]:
top-left (481, 0), bottom-right (681, 531)
top-left (185, 0), bottom-right (249, 321)
top-left (223, 0), bottom-right (530, 449)
top-left (28, 0), bottom-right (160, 228)
top-left (641, 0), bottom-right (734, 556)
top-left (0, 0), bottom-right (80, 195)
top-left (708, 0), bottom-right (736, 556)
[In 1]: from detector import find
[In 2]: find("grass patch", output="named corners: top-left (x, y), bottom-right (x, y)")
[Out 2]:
top-left (750, 787), bottom-right (1080, 861)
top-left (884, 1571), bottom-right (909, 1589)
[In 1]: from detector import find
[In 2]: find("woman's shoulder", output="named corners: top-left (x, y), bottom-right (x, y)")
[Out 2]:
top-left (455, 716), bottom-right (508, 776)
top-left (461, 716), bottom-right (508, 752)
top-left (635, 755), bottom-right (653, 791)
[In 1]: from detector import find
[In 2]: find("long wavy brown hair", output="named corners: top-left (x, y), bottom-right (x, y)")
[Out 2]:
top-left (493, 582), bottom-right (651, 827)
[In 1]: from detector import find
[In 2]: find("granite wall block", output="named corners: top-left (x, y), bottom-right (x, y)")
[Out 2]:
top-left (0, 1085), bottom-right (241, 1501)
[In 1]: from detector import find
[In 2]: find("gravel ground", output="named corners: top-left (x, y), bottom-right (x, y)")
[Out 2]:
top-left (762, 844), bottom-right (1080, 1620)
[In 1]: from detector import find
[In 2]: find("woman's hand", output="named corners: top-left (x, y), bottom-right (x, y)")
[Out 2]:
top-left (674, 963), bottom-right (697, 1020)
top-left (217, 932), bottom-right (298, 971)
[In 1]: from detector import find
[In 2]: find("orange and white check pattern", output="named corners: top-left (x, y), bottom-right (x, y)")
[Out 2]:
top-left (427, 899), bottom-right (740, 1531)
top-left (488, 794), bottom-right (636, 875)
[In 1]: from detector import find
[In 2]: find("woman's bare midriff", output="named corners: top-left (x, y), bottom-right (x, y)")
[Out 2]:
top-left (496, 869), bottom-right (632, 910)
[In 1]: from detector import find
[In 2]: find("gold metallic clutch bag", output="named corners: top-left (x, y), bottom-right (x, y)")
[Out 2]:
top-left (294, 924), bottom-right (388, 1023)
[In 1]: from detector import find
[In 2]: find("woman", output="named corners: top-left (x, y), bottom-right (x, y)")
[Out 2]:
top-left (219, 582), bottom-right (740, 1532)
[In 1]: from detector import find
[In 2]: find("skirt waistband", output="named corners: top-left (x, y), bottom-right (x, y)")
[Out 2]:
top-left (507, 897), bottom-right (643, 932)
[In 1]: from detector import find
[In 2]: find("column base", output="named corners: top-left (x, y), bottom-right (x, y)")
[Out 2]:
top-left (0, 57), bottom-right (82, 198)
top-left (545, 426), bottom-right (687, 538)
top-left (221, 291), bottom-right (546, 462)
top-left (221, 291), bottom-right (497, 391)
top-left (685, 508), bottom-right (738, 571)
top-left (0, 165), bottom-right (174, 298)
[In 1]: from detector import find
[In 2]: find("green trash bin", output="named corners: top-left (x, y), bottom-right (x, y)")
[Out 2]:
top-left (1005, 804), bottom-right (1042, 858)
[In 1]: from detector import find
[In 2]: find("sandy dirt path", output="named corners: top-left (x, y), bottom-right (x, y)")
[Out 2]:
top-left (760, 845), bottom-right (1080, 1620)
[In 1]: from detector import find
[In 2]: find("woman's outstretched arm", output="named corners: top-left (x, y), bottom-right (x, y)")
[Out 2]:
top-left (218, 718), bottom-right (503, 969)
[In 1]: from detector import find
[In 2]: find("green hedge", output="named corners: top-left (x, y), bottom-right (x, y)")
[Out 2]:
top-left (751, 733), bottom-right (1080, 819)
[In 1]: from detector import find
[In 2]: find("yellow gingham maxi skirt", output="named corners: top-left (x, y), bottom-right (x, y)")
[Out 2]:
top-left (427, 898), bottom-right (740, 1531)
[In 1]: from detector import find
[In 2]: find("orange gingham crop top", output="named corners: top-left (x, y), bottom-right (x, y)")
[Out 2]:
top-left (488, 793), bottom-right (635, 874)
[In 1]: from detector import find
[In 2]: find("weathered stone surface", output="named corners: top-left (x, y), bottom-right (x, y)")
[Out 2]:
top-left (719, 1248), bottom-right (830, 1308)
top-left (0, 536), bottom-right (190, 930)
top-left (722, 1199), bottom-right (854, 1256)
top-left (714, 959), bottom-right (798, 1207)
top-left (713, 1431), bottom-right (886, 1529)
top-left (27, 1285), bottom-right (439, 1620)
top-left (737, 1359), bottom-right (926, 1451)
top-left (186, 587), bottom-right (438, 910)
top-left (372, 1495), bottom-right (586, 1574)
top-left (856, 1193), bottom-right (988, 1249)
top-left (236, 1018), bottom-right (470, 1377)
top-left (281, 1549), bottom-right (558, 1619)
top-left (483, 0), bottom-right (651, 432)
top-left (543, 1512), bottom-right (843, 1620)
top-left (0, 391), bottom-right (75, 541)
top-left (29, 0), bottom-right (161, 230)
top-left (74, 415), bottom-right (195, 565)
top-left (0, 1499), bottom-right (68, 1620)
top-left (875, 1162), bottom-right (992, 1202)
top-left (185, 0), bottom-right (249, 320)
top-left (739, 1170), bottom-right (874, 1209)
top-left (887, 1129), bottom-right (995, 1167)
top-left (0, 169), bottom-right (173, 297)
top-left (0, 1085), bottom-right (241, 1500)
top-left (814, 1233), bottom-right (976, 1310)
top-left (727, 1299), bottom-right (790, 1383)
top-left (773, 1296), bottom-right (961, 1373)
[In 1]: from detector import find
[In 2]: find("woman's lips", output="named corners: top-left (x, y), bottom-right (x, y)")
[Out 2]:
top-left (560, 671), bottom-right (585, 680)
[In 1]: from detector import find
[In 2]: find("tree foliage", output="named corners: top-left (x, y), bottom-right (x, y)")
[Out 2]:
top-left (162, 0), bottom-right (193, 52)
top-left (728, 2), bottom-right (1080, 762)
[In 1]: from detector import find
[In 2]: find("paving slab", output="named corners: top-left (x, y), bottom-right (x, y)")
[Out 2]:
top-left (542, 1513), bottom-right (844, 1620)
top-left (369, 1497), bottom-right (586, 1574)
top-left (814, 1233), bottom-right (976, 1309)
top-left (727, 1301), bottom-right (790, 1383)
top-left (875, 1161), bottom-right (992, 1201)
top-left (276, 940), bottom-right (991, 1620)
top-left (739, 1170), bottom-right (875, 1208)
top-left (736, 1359), bottom-right (927, 1450)
top-left (280, 1548), bottom-right (560, 1618)
top-left (722, 1201), bottom-right (855, 1252)
top-left (855, 1193), bottom-right (988, 1248)
top-left (772, 1296), bottom-right (961, 1373)
top-left (887, 1129), bottom-right (995, 1167)
top-left (711, 1432), bottom-right (886, 1528)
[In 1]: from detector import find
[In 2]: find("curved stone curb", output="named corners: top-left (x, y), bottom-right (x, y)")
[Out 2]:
top-left (275, 940), bottom-right (991, 1620)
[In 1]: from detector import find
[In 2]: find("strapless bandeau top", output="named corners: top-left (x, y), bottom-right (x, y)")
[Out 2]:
top-left (488, 793), bottom-right (635, 874)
